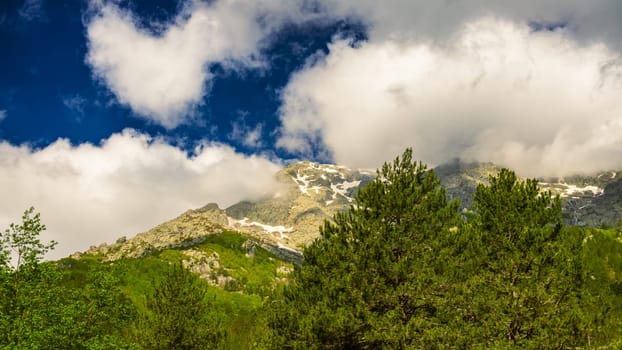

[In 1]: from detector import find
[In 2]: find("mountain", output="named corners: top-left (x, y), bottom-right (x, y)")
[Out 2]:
top-left (560, 172), bottom-right (622, 227)
top-left (75, 161), bottom-right (375, 265)
top-left (59, 159), bottom-right (622, 347)
top-left (75, 160), bottom-right (622, 267)
top-left (225, 161), bottom-right (375, 258)
top-left (437, 159), bottom-right (622, 227)
top-left (435, 159), bottom-right (502, 209)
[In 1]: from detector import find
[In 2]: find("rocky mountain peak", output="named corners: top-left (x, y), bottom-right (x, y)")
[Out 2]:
top-left (75, 160), bottom-right (622, 264)
top-left (278, 161), bottom-right (375, 205)
top-left (224, 161), bottom-right (375, 255)
top-left (435, 160), bottom-right (503, 209)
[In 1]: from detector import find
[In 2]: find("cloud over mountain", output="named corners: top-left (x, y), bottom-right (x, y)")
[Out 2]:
top-left (0, 129), bottom-right (281, 259)
top-left (319, 0), bottom-right (622, 48)
top-left (12, 0), bottom-right (622, 257)
top-left (278, 16), bottom-right (622, 177)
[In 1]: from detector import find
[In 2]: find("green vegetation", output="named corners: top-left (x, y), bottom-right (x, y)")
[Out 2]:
top-left (0, 207), bottom-right (137, 348)
top-left (267, 149), bottom-right (462, 348)
top-left (60, 231), bottom-right (288, 349)
top-left (454, 169), bottom-right (600, 347)
top-left (266, 149), bottom-right (622, 349)
top-left (2, 150), bottom-right (622, 348)
top-left (138, 263), bottom-right (225, 349)
top-left (0, 209), bottom-right (287, 349)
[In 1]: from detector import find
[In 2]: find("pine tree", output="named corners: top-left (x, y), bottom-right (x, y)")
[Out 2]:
top-left (266, 153), bottom-right (617, 349)
top-left (267, 149), bottom-right (461, 348)
top-left (451, 169), bottom-right (591, 348)
top-left (139, 263), bottom-right (225, 350)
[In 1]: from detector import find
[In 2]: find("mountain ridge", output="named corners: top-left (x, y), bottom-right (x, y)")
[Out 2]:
top-left (75, 160), bottom-right (622, 264)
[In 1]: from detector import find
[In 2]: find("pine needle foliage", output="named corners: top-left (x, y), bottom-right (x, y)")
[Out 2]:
top-left (267, 149), bottom-right (461, 349)
top-left (267, 151), bottom-right (616, 349)
top-left (138, 263), bottom-right (225, 349)
top-left (450, 169), bottom-right (604, 349)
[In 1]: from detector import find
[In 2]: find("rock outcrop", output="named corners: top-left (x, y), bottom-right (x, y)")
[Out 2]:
top-left (73, 160), bottom-right (622, 264)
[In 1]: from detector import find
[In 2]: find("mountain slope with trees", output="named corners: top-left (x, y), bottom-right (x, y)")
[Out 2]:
top-left (1, 150), bottom-right (622, 348)
top-left (266, 150), bottom-right (621, 349)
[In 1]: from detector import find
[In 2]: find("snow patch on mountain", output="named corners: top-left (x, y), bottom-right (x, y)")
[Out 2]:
top-left (330, 180), bottom-right (361, 202)
top-left (563, 184), bottom-right (604, 197)
top-left (288, 162), bottom-right (369, 203)
top-left (539, 182), bottom-right (604, 198)
top-left (291, 173), bottom-right (322, 195)
top-left (227, 217), bottom-right (293, 239)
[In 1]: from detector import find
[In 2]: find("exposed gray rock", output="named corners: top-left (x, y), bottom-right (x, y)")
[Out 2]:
top-left (81, 206), bottom-right (226, 261)
top-left (435, 160), bottom-right (501, 209)
top-left (435, 160), bottom-right (622, 227)
top-left (182, 249), bottom-right (236, 286)
top-left (223, 161), bottom-right (374, 255)
top-left (74, 160), bottom-right (622, 265)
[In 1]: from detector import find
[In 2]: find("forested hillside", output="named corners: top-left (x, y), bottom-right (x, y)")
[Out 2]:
top-left (2, 150), bottom-right (622, 349)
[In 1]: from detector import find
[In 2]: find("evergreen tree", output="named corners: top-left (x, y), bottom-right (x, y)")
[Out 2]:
top-left (449, 169), bottom-right (593, 348)
top-left (138, 263), bottom-right (225, 349)
top-left (267, 152), bottom-right (618, 349)
top-left (267, 149), bottom-right (461, 348)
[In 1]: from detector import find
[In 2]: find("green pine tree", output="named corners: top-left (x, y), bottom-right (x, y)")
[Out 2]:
top-left (138, 263), bottom-right (225, 350)
top-left (266, 152), bottom-right (618, 349)
top-left (449, 169), bottom-right (594, 348)
top-left (267, 149), bottom-right (461, 349)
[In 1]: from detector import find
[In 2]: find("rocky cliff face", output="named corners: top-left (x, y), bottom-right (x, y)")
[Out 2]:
top-left (225, 161), bottom-right (375, 251)
top-left (76, 160), bottom-right (622, 264)
top-left (435, 160), bottom-right (502, 209)
top-left (76, 161), bottom-right (375, 263)
top-left (564, 175), bottom-right (622, 227)
top-left (435, 160), bottom-right (622, 227)
top-left (73, 204), bottom-right (228, 261)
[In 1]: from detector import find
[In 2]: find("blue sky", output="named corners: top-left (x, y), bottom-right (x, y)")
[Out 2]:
top-left (0, 0), bottom-right (363, 156)
top-left (2, 0), bottom-right (622, 257)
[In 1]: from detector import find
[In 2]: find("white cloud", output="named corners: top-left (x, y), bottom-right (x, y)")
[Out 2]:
top-left (242, 125), bottom-right (263, 148)
top-left (0, 110), bottom-right (6, 122)
top-left (0, 129), bottom-right (281, 259)
top-left (278, 17), bottom-right (622, 176)
top-left (85, 0), bottom-right (315, 128)
top-left (318, 0), bottom-right (622, 49)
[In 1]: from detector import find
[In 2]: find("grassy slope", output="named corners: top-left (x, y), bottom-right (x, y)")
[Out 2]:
top-left (59, 231), bottom-right (291, 348)
top-left (57, 228), bottom-right (622, 348)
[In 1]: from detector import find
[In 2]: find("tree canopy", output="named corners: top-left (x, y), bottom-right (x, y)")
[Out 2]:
top-left (451, 169), bottom-right (589, 348)
top-left (267, 149), bottom-right (616, 349)
top-left (0, 207), bottom-right (138, 349)
top-left (138, 262), bottom-right (225, 350)
top-left (268, 149), bottom-right (462, 348)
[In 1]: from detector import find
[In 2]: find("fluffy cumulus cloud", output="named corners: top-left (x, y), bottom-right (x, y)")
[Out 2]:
top-left (278, 17), bottom-right (622, 176)
top-left (85, 0), bottom-right (312, 128)
top-left (318, 0), bottom-right (622, 48)
top-left (228, 113), bottom-right (264, 149)
top-left (0, 130), bottom-right (281, 259)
